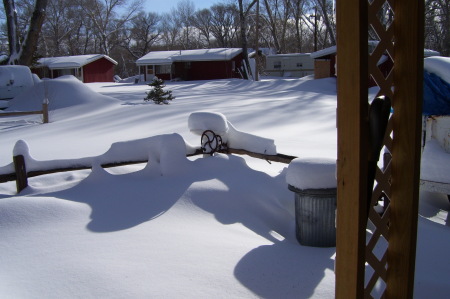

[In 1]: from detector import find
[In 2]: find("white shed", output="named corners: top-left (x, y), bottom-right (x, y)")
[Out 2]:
top-left (265, 53), bottom-right (314, 78)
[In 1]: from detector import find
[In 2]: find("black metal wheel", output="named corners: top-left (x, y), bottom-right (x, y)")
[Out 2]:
top-left (201, 130), bottom-right (221, 155)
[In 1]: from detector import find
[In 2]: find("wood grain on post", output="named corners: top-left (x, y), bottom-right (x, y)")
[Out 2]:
top-left (42, 100), bottom-right (49, 123)
top-left (13, 155), bottom-right (28, 193)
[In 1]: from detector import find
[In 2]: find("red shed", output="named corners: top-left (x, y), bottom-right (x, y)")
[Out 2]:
top-left (136, 48), bottom-right (244, 81)
top-left (32, 54), bottom-right (117, 83)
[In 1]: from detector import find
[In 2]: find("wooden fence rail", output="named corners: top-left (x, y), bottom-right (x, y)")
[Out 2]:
top-left (0, 102), bottom-right (49, 123)
top-left (0, 147), bottom-right (297, 194)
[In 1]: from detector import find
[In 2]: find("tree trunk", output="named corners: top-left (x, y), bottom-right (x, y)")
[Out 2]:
top-left (238, 0), bottom-right (257, 80)
top-left (316, 0), bottom-right (336, 46)
top-left (19, 0), bottom-right (48, 66)
top-left (263, 0), bottom-right (281, 52)
top-left (3, 0), bottom-right (48, 66)
top-left (3, 0), bottom-right (20, 63)
top-left (238, 0), bottom-right (250, 79)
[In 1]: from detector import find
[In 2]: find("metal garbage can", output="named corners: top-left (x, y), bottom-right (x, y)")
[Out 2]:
top-left (286, 157), bottom-right (337, 247)
top-left (288, 185), bottom-right (336, 247)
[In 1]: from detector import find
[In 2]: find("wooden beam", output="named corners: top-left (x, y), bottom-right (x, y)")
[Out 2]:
top-left (222, 148), bottom-right (296, 164)
top-left (335, 0), bottom-right (368, 297)
top-left (387, 0), bottom-right (424, 297)
top-left (0, 110), bottom-right (43, 117)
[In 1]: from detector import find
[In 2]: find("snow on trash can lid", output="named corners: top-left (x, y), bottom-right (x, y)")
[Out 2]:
top-left (188, 112), bottom-right (229, 136)
top-left (286, 157), bottom-right (336, 190)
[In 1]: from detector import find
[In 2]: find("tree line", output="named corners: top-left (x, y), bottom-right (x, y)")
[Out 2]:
top-left (1, 0), bottom-right (448, 78)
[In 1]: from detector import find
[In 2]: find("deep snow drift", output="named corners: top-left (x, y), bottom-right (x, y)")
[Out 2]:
top-left (0, 75), bottom-right (449, 298)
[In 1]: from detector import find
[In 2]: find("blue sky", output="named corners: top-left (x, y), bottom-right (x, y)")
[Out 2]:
top-left (144, 0), bottom-right (224, 14)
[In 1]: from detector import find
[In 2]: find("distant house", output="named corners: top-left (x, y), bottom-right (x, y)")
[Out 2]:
top-left (32, 54), bottom-right (118, 83)
top-left (265, 53), bottom-right (314, 78)
top-left (136, 48), bottom-right (245, 81)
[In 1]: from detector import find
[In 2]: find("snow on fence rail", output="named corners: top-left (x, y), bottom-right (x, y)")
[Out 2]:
top-left (0, 130), bottom-right (297, 194)
top-left (0, 101), bottom-right (49, 123)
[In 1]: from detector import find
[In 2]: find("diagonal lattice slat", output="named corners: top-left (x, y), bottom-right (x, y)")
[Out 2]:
top-left (365, 0), bottom-right (395, 297)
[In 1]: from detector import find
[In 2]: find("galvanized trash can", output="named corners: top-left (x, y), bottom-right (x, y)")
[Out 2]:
top-left (286, 158), bottom-right (337, 247)
top-left (288, 185), bottom-right (336, 247)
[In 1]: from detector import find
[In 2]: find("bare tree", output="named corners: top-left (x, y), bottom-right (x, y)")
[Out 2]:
top-left (425, 0), bottom-right (450, 56)
top-left (313, 0), bottom-right (335, 46)
top-left (40, 0), bottom-right (82, 56)
top-left (3, 0), bottom-right (48, 65)
top-left (262, 0), bottom-right (292, 53)
top-left (174, 0), bottom-right (196, 49)
top-left (122, 11), bottom-right (160, 59)
top-left (191, 8), bottom-right (213, 47)
top-left (290, 0), bottom-right (307, 52)
top-left (210, 3), bottom-right (239, 48)
top-left (76, 0), bottom-right (142, 55)
top-left (159, 12), bottom-right (182, 50)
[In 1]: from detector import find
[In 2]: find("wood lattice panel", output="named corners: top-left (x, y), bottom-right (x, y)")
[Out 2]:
top-left (365, 0), bottom-right (395, 297)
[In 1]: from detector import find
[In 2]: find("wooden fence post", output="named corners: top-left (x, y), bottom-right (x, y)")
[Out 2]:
top-left (13, 155), bottom-right (28, 193)
top-left (42, 99), bottom-right (49, 123)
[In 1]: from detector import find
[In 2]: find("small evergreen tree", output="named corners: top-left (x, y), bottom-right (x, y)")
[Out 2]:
top-left (144, 77), bottom-right (175, 104)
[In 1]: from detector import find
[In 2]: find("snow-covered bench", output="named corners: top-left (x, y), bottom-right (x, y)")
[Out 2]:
top-left (420, 116), bottom-right (450, 201)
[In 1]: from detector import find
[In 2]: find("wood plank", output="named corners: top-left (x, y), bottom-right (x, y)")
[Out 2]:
top-left (335, 0), bottom-right (368, 297)
top-left (387, 0), bottom-right (424, 297)
top-left (0, 110), bottom-right (43, 117)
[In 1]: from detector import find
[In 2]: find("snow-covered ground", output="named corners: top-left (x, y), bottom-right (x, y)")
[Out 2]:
top-left (0, 75), bottom-right (449, 298)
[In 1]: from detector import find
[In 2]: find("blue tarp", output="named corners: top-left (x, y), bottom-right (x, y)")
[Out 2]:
top-left (423, 71), bottom-right (450, 116)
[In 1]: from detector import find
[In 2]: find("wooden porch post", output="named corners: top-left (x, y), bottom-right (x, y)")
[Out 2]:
top-left (336, 0), bottom-right (424, 297)
top-left (335, 0), bottom-right (368, 297)
top-left (387, 0), bottom-right (424, 297)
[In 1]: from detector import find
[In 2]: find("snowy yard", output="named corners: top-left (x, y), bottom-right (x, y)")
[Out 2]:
top-left (0, 75), bottom-right (449, 298)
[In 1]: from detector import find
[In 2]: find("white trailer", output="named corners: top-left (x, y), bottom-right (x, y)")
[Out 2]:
top-left (265, 53), bottom-right (314, 78)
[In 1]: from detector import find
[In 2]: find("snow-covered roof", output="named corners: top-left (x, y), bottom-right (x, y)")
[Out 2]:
top-left (37, 54), bottom-right (118, 69)
top-left (310, 46), bottom-right (337, 59)
top-left (311, 42), bottom-right (441, 59)
top-left (136, 48), bottom-right (243, 65)
top-left (267, 53), bottom-right (312, 58)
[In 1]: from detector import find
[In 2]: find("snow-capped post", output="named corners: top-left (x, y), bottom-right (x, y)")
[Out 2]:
top-left (42, 97), bottom-right (49, 123)
top-left (286, 158), bottom-right (337, 247)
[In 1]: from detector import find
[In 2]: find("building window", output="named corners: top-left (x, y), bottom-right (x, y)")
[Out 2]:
top-left (296, 62), bottom-right (303, 67)
top-left (274, 61), bottom-right (281, 69)
top-left (155, 64), bottom-right (171, 74)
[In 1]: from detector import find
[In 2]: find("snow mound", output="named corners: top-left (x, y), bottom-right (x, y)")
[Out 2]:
top-left (424, 56), bottom-right (450, 85)
top-left (188, 111), bottom-right (277, 155)
top-left (227, 122), bottom-right (277, 155)
top-left (1, 134), bottom-right (193, 176)
top-left (6, 75), bottom-right (119, 111)
top-left (286, 157), bottom-right (336, 190)
top-left (188, 111), bottom-right (229, 136)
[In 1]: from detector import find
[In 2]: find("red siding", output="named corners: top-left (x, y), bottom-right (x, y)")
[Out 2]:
top-left (173, 53), bottom-right (243, 81)
top-left (83, 57), bottom-right (115, 83)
